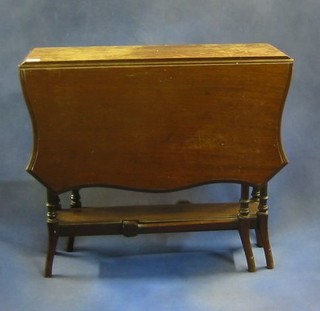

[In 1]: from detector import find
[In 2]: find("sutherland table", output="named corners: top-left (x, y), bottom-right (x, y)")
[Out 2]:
top-left (19, 43), bottom-right (293, 277)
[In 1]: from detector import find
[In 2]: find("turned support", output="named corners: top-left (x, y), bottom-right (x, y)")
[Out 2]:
top-left (238, 184), bottom-right (256, 272)
top-left (66, 189), bottom-right (81, 252)
top-left (251, 187), bottom-right (260, 202)
top-left (45, 189), bottom-right (60, 278)
top-left (257, 184), bottom-right (274, 269)
top-left (251, 186), bottom-right (263, 247)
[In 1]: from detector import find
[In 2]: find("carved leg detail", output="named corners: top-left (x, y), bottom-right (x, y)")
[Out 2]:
top-left (255, 228), bottom-right (263, 248)
top-left (66, 237), bottom-right (75, 252)
top-left (258, 213), bottom-right (274, 269)
top-left (239, 218), bottom-right (256, 272)
top-left (250, 187), bottom-right (263, 247)
top-left (238, 184), bottom-right (256, 272)
top-left (257, 184), bottom-right (274, 269)
top-left (67, 189), bottom-right (81, 252)
top-left (251, 187), bottom-right (261, 202)
top-left (45, 189), bottom-right (60, 277)
top-left (45, 223), bottom-right (59, 277)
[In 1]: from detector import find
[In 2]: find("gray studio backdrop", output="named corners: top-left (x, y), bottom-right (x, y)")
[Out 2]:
top-left (0, 0), bottom-right (320, 310)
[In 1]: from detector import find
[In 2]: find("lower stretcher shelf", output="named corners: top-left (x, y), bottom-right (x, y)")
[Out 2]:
top-left (57, 202), bottom-right (259, 237)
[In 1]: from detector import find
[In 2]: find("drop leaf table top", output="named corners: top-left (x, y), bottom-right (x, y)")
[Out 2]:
top-left (19, 43), bottom-right (293, 277)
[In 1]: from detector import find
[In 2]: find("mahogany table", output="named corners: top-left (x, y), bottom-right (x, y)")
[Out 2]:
top-left (19, 43), bottom-right (293, 277)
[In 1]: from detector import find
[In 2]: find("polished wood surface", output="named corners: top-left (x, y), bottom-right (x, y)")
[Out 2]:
top-left (19, 43), bottom-right (293, 277)
top-left (57, 202), bottom-right (258, 224)
top-left (22, 43), bottom-right (289, 64)
top-left (57, 202), bottom-right (259, 237)
top-left (20, 43), bottom-right (292, 193)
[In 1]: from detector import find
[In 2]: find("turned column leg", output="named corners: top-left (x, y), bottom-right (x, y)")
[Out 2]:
top-left (238, 184), bottom-right (256, 272)
top-left (257, 184), bottom-right (274, 269)
top-left (44, 189), bottom-right (60, 278)
top-left (251, 187), bottom-right (263, 248)
top-left (66, 189), bottom-right (81, 252)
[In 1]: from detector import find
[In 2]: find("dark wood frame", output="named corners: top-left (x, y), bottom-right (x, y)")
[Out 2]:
top-left (43, 184), bottom-right (272, 277)
top-left (19, 43), bottom-right (293, 277)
